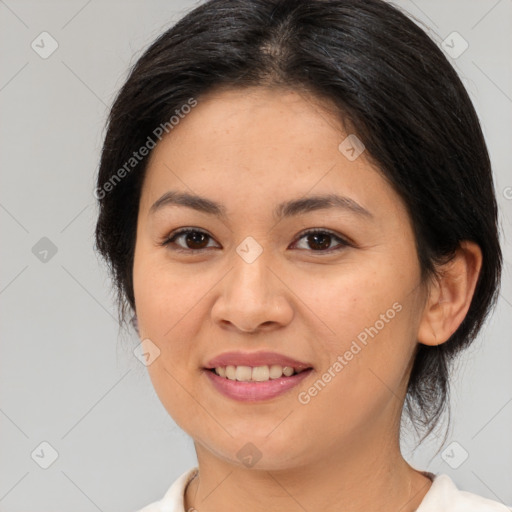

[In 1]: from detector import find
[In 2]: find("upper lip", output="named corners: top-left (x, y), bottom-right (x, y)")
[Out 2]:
top-left (204, 351), bottom-right (313, 371)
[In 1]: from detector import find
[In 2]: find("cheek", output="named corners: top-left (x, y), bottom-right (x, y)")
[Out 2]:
top-left (290, 276), bottom-right (420, 439)
top-left (291, 261), bottom-right (421, 389)
top-left (291, 264), bottom-right (404, 344)
top-left (133, 257), bottom-right (204, 422)
top-left (133, 251), bottom-right (201, 339)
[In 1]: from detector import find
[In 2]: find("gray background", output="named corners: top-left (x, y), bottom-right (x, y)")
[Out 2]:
top-left (0, 0), bottom-right (511, 510)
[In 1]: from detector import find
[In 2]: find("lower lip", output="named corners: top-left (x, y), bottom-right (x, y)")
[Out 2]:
top-left (204, 368), bottom-right (313, 402)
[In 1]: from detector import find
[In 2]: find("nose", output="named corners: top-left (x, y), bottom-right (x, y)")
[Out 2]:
top-left (210, 250), bottom-right (294, 334)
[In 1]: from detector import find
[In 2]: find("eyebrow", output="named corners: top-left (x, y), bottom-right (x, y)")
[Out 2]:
top-left (149, 190), bottom-right (373, 220)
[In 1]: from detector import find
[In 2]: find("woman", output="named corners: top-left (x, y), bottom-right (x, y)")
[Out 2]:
top-left (94, 0), bottom-right (508, 510)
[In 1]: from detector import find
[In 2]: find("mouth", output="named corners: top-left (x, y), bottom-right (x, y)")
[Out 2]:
top-left (202, 351), bottom-right (314, 401)
top-left (202, 352), bottom-right (314, 401)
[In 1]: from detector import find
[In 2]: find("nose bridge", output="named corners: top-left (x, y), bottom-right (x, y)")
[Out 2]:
top-left (229, 240), bottom-right (273, 304)
top-left (211, 238), bottom-right (293, 331)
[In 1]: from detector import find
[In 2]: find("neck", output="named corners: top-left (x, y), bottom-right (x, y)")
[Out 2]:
top-left (184, 424), bottom-right (432, 512)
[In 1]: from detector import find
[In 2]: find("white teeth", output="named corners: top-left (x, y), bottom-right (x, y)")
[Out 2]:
top-left (251, 365), bottom-right (269, 381)
top-left (213, 364), bottom-right (303, 382)
top-left (225, 365), bottom-right (236, 380)
top-left (235, 366), bottom-right (252, 381)
top-left (269, 365), bottom-right (283, 379)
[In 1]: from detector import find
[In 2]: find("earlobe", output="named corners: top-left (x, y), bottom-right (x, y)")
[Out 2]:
top-left (417, 241), bottom-right (483, 347)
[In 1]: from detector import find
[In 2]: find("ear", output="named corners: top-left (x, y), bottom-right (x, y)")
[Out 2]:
top-left (417, 241), bottom-right (483, 346)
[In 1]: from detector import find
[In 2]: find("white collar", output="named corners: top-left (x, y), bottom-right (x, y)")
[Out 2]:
top-left (150, 467), bottom-right (510, 512)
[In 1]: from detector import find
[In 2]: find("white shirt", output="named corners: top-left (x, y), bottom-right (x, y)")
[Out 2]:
top-left (137, 467), bottom-right (511, 512)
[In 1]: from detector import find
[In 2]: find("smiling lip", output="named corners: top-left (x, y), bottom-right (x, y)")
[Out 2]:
top-left (203, 350), bottom-right (313, 402)
top-left (204, 367), bottom-right (313, 402)
top-left (204, 351), bottom-right (312, 371)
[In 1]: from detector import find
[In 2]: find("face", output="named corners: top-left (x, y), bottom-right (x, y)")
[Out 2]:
top-left (132, 86), bottom-right (428, 470)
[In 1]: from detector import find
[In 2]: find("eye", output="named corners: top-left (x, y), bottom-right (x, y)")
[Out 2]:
top-left (161, 228), bottom-right (219, 252)
top-left (160, 227), bottom-right (352, 254)
top-left (291, 229), bottom-right (351, 253)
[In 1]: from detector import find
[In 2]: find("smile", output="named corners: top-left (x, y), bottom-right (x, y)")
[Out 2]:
top-left (204, 366), bottom-right (313, 402)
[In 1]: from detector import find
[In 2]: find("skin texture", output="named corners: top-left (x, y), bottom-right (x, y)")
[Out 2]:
top-left (132, 86), bottom-right (482, 512)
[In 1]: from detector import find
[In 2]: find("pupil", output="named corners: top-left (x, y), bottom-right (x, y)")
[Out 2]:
top-left (187, 232), bottom-right (207, 249)
top-left (309, 233), bottom-right (330, 250)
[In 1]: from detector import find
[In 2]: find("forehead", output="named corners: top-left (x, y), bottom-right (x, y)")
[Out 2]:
top-left (139, 86), bottom-right (406, 225)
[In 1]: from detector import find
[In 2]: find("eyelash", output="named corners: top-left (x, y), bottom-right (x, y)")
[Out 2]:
top-left (160, 227), bottom-right (353, 254)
